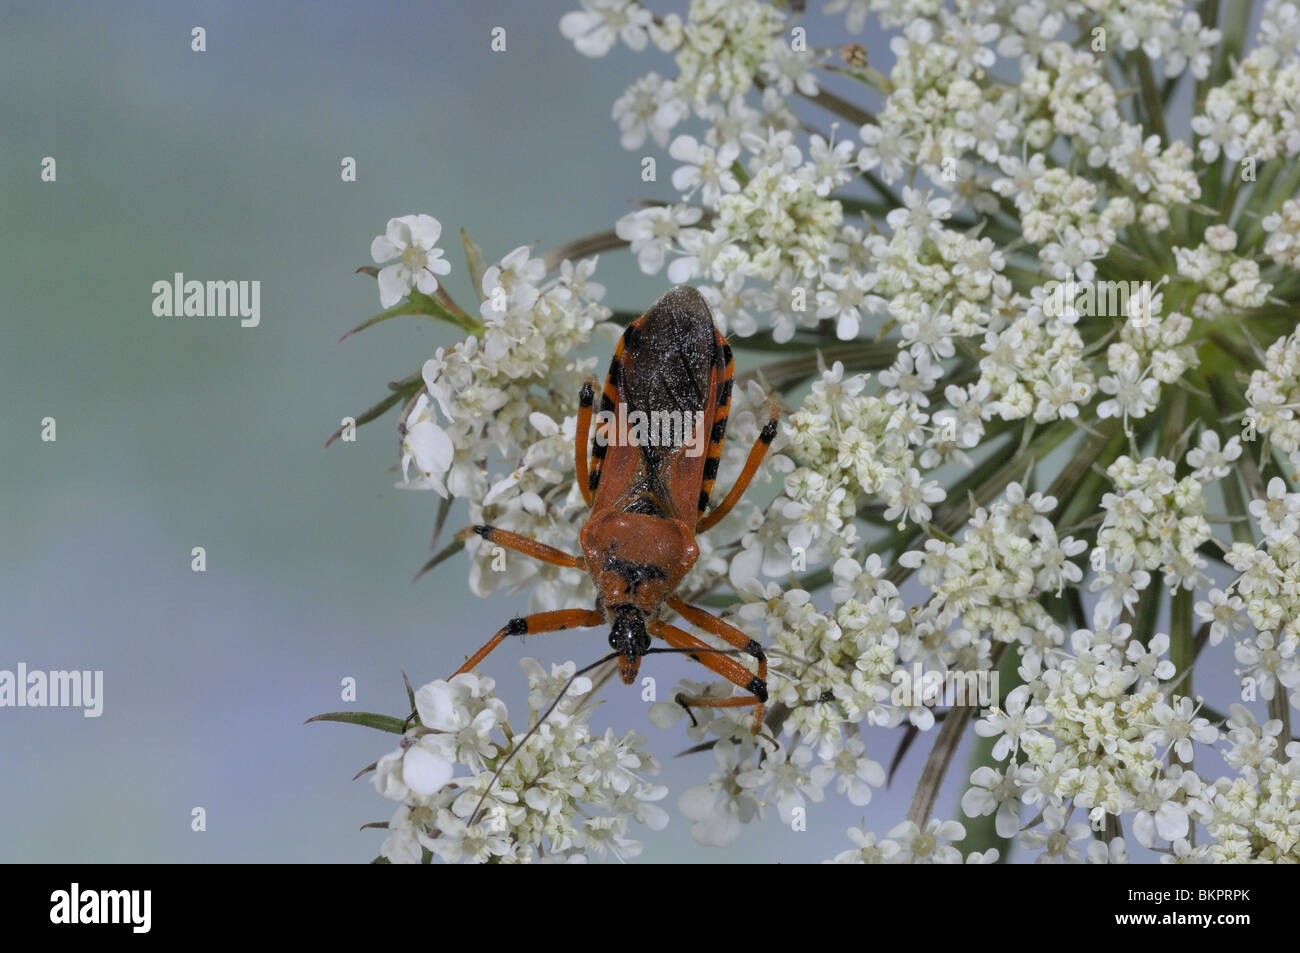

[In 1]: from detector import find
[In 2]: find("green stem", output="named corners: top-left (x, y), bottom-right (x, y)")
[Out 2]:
top-left (1215, 0), bottom-right (1252, 89)
top-left (1216, 173), bottom-right (1244, 225)
top-left (1194, 0), bottom-right (1220, 109)
top-left (1170, 588), bottom-right (1195, 701)
top-left (955, 645), bottom-right (1023, 862)
top-left (734, 342), bottom-right (898, 389)
top-left (1169, 588), bottom-right (1194, 849)
top-left (542, 229), bottom-right (627, 272)
top-left (1241, 162), bottom-right (1300, 251)
top-left (802, 87), bottom-right (876, 128)
top-left (1132, 51), bottom-right (1168, 145)
top-left (1269, 631), bottom-right (1293, 742)
top-left (1221, 467), bottom-right (1259, 547)
top-left (907, 644), bottom-right (1008, 832)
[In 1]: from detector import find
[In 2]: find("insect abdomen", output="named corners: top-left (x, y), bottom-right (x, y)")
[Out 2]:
top-left (589, 286), bottom-right (729, 521)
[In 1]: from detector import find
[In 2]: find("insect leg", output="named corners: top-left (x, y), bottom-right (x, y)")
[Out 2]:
top-left (666, 596), bottom-right (767, 701)
top-left (586, 361), bottom-right (621, 501)
top-left (575, 378), bottom-right (597, 506)
top-left (696, 332), bottom-right (734, 517)
top-left (696, 402), bottom-right (780, 533)
top-left (452, 608), bottom-right (604, 677)
top-left (647, 619), bottom-right (767, 735)
top-left (456, 525), bottom-right (583, 569)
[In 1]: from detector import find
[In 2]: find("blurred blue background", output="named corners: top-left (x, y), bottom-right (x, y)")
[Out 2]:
top-left (0, 0), bottom-right (1242, 863)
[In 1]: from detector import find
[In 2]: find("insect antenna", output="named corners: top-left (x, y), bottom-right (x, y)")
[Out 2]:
top-left (642, 646), bottom-right (747, 658)
top-left (466, 651), bottom-right (619, 828)
top-left (465, 647), bottom-right (756, 829)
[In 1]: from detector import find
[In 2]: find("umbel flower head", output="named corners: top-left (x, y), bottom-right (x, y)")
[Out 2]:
top-left (330, 0), bottom-right (1300, 863)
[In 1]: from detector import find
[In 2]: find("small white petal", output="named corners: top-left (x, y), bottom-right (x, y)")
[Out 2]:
top-left (403, 746), bottom-right (453, 796)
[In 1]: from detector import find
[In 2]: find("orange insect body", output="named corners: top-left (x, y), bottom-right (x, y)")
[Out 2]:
top-left (454, 286), bottom-right (779, 732)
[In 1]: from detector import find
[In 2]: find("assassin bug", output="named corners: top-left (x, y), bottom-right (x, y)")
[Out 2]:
top-left (450, 285), bottom-right (781, 734)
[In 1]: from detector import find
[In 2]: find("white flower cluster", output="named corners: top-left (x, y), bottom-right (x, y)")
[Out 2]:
top-left (649, 479), bottom-right (1092, 854)
top-left (375, 665), bottom-right (667, 863)
top-left (1262, 197), bottom-right (1300, 269)
top-left (1245, 328), bottom-right (1300, 473)
top-left (651, 725), bottom-right (891, 848)
top-left (1089, 286), bottom-right (1196, 430)
top-left (1222, 480), bottom-right (1300, 702)
top-left (384, 227), bottom-right (614, 611)
top-left (351, 0), bottom-right (1300, 861)
top-left (714, 361), bottom-right (949, 606)
top-left (575, 0), bottom-right (814, 154)
top-left (962, 637), bottom-right (1300, 862)
top-left (1092, 454), bottom-right (1211, 601)
top-left (831, 0), bottom-right (1222, 82)
top-left (614, 126), bottom-right (852, 343)
top-left (827, 818), bottom-right (996, 864)
top-left (940, 455), bottom-right (1300, 863)
top-left (904, 483), bottom-right (1088, 648)
top-left (980, 282), bottom-right (1095, 426)
top-left (1191, 13), bottom-right (1300, 164)
top-left (829, 616), bottom-right (1299, 862)
top-left (1174, 227), bottom-right (1272, 319)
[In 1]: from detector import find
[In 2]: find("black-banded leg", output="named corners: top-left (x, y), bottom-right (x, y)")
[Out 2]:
top-left (695, 331), bottom-right (735, 519)
top-left (697, 403), bottom-right (780, 533)
top-left (666, 595), bottom-right (768, 696)
top-left (575, 378), bottom-right (597, 506)
top-left (647, 618), bottom-right (767, 736)
top-left (452, 608), bottom-right (604, 677)
top-left (586, 338), bottom-right (627, 503)
top-left (456, 525), bottom-right (584, 569)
